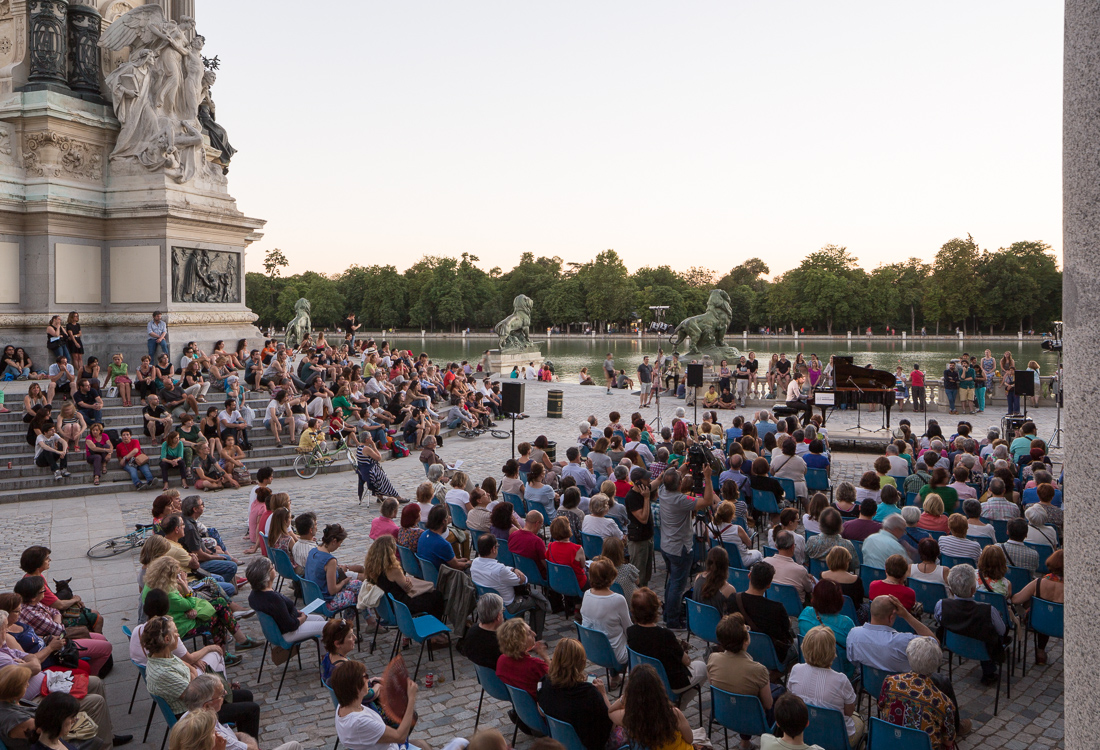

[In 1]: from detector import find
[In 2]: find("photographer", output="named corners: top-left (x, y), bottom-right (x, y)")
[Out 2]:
top-left (656, 459), bottom-right (718, 629)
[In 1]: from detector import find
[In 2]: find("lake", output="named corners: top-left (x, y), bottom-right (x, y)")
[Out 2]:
top-left (377, 335), bottom-right (1060, 381)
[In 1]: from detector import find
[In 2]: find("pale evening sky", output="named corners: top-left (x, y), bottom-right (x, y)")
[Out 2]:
top-left (201, 2), bottom-right (1063, 279)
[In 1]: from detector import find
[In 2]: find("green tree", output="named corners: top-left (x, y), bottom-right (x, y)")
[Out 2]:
top-left (717, 258), bottom-right (770, 293)
top-left (542, 278), bottom-right (587, 331)
top-left (577, 250), bottom-right (637, 331)
top-left (929, 235), bottom-right (981, 334)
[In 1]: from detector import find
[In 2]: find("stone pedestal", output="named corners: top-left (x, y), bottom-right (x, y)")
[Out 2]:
top-left (0, 89), bottom-right (264, 367)
top-left (1064, 2), bottom-right (1098, 746)
top-left (487, 347), bottom-right (543, 377)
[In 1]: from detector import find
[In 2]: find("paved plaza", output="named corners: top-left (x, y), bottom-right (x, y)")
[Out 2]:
top-left (0, 380), bottom-right (1064, 750)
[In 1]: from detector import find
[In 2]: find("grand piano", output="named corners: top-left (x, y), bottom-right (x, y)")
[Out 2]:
top-left (811, 356), bottom-right (897, 427)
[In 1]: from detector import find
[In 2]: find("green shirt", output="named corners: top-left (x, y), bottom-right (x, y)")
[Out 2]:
top-left (919, 484), bottom-right (959, 514)
top-left (161, 441), bottom-right (184, 460)
top-left (959, 367), bottom-right (975, 388)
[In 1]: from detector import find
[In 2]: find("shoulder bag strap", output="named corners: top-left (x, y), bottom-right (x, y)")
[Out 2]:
top-left (734, 593), bottom-right (758, 632)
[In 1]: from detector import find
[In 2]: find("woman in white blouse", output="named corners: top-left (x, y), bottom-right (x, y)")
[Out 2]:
top-left (769, 437), bottom-right (808, 500)
top-left (579, 559), bottom-right (632, 664)
top-left (787, 625), bottom-right (864, 747)
top-left (581, 495), bottom-right (625, 541)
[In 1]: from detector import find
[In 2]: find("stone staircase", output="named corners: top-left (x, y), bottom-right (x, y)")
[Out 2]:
top-left (0, 390), bottom-right (355, 503)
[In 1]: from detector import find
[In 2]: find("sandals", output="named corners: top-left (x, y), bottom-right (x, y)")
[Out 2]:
top-left (92, 477), bottom-right (100, 486)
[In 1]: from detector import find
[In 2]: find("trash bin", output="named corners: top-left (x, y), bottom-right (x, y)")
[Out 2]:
top-left (546, 441), bottom-right (557, 462)
top-left (547, 389), bottom-right (563, 419)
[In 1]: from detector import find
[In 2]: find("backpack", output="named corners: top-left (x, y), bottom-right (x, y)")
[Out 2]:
top-left (104, 428), bottom-right (122, 447)
top-left (391, 439), bottom-right (410, 459)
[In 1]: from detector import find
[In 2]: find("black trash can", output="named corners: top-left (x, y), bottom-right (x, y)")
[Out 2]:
top-left (546, 441), bottom-right (557, 463)
top-left (547, 389), bottom-right (563, 419)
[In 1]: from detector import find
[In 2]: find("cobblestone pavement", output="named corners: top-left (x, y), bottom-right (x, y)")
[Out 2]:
top-left (0, 381), bottom-right (1063, 749)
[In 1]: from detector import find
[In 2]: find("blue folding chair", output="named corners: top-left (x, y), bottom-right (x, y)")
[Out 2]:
top-left (763, 545), bottom-right (778, 558)
top-left (775, 477), bottom-right (798, 508)
top-left (258, 531), bottom-right (270, 557)
top-left (709, 685), bottom-right (770, 748)
top-left (1023, 597), bottom-right (1063, 677)
top-left (397, 544), bottom-right (421, 578)
top-left (1006, 565), bottom-right (1032, 596)
top-left (728, 567), bottom-right (750, 591)
top-left (767, 582), bottom-right (804, 617)
top-left (867, 716), bottom-right (933, 750)
top-left (416, 555), bottom-right (440, 586)
top-left (718, 540), bottom-right (746, 566)
top-left (513, 553), bottom-right (548, 587)
top-left (975, 589), bottom-right (1017, 671)
top-left (989, 519), bottom-right (1009, 543)
top-left (581, 532), bottom-right (605, 559)
top-left (909, 578), bottom-right (947, 617)
top-left (746, 630), bottom-right (784, 674)
top-left (967, 535), bottom-right (994, 549)
top-left (859, 663), bottom-right (892, 716)
top-left (806, 468), bottom-right (832, 500)
top-left (322, 682), bottom-right (341, 750)
top-left (840, 595), bottom-right (859, 624)
top-left (575, 622), bottom-right (626, 690)
top-left (628, 647), bottom-right (703, 724)
top-left (505, 684), bottom-right (549, 745)
top-left (751, 489), bottom-right (781, 517)
top-left (371, 592), bottom-right (401, 658)
top-left (860, 564), bottom-right (887, 598)
top-left (474, 583), bottom-right (520, 619)
top-left (388, 594), bottom-right (455, 681)
top-left (1025, 542), bottom-right (1054, 574)
top-left (549, 561), bottom-right (585, 600)
top-left (685, 599), bottom-right (721, 652)
top-left (502, 491), bottom-right (525, 512)
top-left (925, 529), bottom-right (945, 541)
top-left (121, 625), bottom-right (143, 714)
top-left (473, 663), bottom-right (512, 732)
top-left (497, 537), bottom-right (516, 567)
top-left (450, 504), bottom-right (469, 531)
top-left (939, 553), bottom-right (972, 569)
top-left (300, 577), bottom-right (360, 638)
top-left (269, 547), bottom-right (301, 600)
top-left (887, 474), bottom-right (908, 489)
top-left (945, 630), bottom-right (1007, 714)
top-left (905, 491), bottom-right (918, 508)
top-left (145, 693), bottom-right (180, 750)
top-left (804, 702), bottom-right (857, 750)
top-left (546, 716), bottom-right (586, 750)
top-left (255, 610), bottom-right (322, 699)
top-left (850, 539), bottom-right (863, 566)
top-left (809, 557), bottom-right (828, 578)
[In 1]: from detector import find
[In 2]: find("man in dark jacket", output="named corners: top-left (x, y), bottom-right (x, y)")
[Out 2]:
top-left (935, 563), bottom-right (1006, 685)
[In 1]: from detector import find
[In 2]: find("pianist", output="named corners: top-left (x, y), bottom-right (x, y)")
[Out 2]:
top-left (785, 372), bottom-right (813, 427)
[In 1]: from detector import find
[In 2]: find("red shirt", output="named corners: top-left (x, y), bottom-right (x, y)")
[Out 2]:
top-left (507, 530), bottom-right (548, 578)
top-left (910, 370), bottom-right (925, 387)
top-left (613, 480), bottom-right (631, 499)
top-left (496, 653), bottom-right (548, 697)
top-left (116, 438), bottom-right (143, 462)
top-left (869, 580), bottom-right (916, 612)
top-left (547, 541), bottom-right (587, 588)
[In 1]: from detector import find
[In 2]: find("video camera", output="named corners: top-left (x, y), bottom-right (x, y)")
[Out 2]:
top-left (686, 437), bottom-right (723, 496)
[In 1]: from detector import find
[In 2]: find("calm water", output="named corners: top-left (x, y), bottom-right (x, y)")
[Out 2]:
top-left (383, 336), bottom-right (1060, 381)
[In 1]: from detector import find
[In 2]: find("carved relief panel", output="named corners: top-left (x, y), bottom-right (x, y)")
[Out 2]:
top-left (171, 247), bottom-right (241, 304)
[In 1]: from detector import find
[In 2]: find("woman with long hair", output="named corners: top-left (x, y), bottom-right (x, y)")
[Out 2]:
top-left (364, 535), bottom-right (444, 618)
top-left (694, 546), bottom-right (736, 612)
top-left (609, 664), bottom-right (693, 750)
top-left (45, 315), bottom-right (69, 362)
top-left (537, 638), bottom-right (617, 750)
top-left (21, 383), bottom-right (46, 419)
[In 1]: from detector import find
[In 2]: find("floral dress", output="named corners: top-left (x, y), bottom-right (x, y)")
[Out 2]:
top-left (879, 672), bottom-right (956, 750)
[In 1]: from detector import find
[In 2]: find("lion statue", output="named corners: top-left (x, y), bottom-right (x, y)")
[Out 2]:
top-left (669, 289), bottom-right (737, 355)
top-left (494, 294), bottom-right (535, 351)
top-left (285, 297), bottom-right (312, 350)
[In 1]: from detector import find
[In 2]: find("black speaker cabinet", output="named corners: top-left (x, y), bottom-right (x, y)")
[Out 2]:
top-left (501, 381), bottom-right (525, 413)
top-left (686, 363), bottom-right (704, 388)
top-left (1014, 370), bottom-right (1036, 397)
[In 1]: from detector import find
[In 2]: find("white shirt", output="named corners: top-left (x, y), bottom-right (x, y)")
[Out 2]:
top-left (1025, 525), bottom-right (1059, 549)
top-left (48, 363), bottom-right (75, 381)
top-left (966, 522), bottom-right (997, 541)
top-left (445, 488), bottom-right (470, 509)
top-left (334, 707), bottom-right (395, 750)
top-left (35, 433), bottom-right (62, 459)
top-left (470, 556), bottom-right (524, 606)
top-left (787, 663), bottom-right (858, 736)
top-left (886, 455), bottom-right (910, 476)
top-left (580, 591), bottom-right (632, 664)
top-left (417, 502), bottom-right (434, 524)
top-left (786, 380), bottom-right (804, 401)
top-left (218, 409), bottom-right (243, 429)
top-left (129, 623), bottom-right (187, 667)
top-left (265, 401), bottom-right (287, 422)
top-left (624, 441), bottom-right (655, 464)
top-left (581, 515), bottom-right (623, 540)
top-left (802, 515), bottom-right (821, 534)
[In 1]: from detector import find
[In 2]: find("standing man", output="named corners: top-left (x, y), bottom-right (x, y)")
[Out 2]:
top-left (637, 355), bottom-right (654, 407)
top-left (958, 358), bottom-right (976, 415)
top-left (656, 464), bottom-right (717, 629)
top-left (342, 312), bottom-right (360, 346)
top-left (623, 466), bottom-right (654, 587)
top-left (603, 353), bottom-right (616, 394)
top-left (735, 355), bottom-right (751, 407)
top-left (746, 351), bottom-right (760, 398)
top-left (148, 310), bottom-right (169, 361)
top-left (942, 361), bottom-right (960, 415)
top-left (910, 364), bottom-right (926, 412)
top-left (776, 353), bottom-right (792, 395)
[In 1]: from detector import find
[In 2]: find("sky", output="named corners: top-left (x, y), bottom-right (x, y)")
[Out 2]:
top-left (202, 2), bottom-right (1064, 279)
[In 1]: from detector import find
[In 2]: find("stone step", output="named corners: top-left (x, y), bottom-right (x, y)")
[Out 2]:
top-left (0, 429), bottom-right (288, 452)
top-left (0, 461), bottom-right (357, 504)
top-left (0, 443), bottom-right (304, 476)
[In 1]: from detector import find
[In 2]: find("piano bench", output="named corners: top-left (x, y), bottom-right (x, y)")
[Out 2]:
top-left (772, 404), bottom-right (798, 417)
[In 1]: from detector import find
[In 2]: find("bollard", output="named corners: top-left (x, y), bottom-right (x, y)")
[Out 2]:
top-left (547, 389), bottom-right (563, 419)
top-left (546, 440), bottom-right (558, 462)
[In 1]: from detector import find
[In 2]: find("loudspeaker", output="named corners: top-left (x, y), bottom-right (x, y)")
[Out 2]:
top-left (501, 381), bottom-right (525, 413)
top-left (1014, 370), bottom-right (1036, 397)
top-left (686, 363), bottom-right (704, 388)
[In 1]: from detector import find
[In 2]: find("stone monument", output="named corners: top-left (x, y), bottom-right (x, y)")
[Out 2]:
top-left (284, 297), bottom-right (311, 351)
top-left (0, 0), bottom-right (263, 369)
top-left (487, 293), bottom-right (543, 375)
top-left (668, 289), bottom-right (740, 363)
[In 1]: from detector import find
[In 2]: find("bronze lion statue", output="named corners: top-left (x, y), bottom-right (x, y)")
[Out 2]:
top-left (669, 289), bottom-right (734, 354)
top-left (494, 294), bottom-right (534, 351)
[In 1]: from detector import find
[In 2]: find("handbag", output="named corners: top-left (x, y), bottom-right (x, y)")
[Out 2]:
top-left (67, 711), bottom-right (98, 740)
top-left (54, 640), bottom-right (85, 669)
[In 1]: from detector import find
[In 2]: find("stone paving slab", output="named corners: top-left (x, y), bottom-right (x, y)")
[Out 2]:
top-left (0, 380), bottom-right (1063, 749)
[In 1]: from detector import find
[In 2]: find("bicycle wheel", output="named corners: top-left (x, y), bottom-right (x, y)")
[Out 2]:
top-left (294, 454), bottom-right (319, 479)
top-left (87, 533), bottom-right (141, 559)
top-left (344, 444), bottom-right (357, 466)
top-left (491, 430), bottom-right (511, 439)
top-left (457, 429), bottom-right (479, 439)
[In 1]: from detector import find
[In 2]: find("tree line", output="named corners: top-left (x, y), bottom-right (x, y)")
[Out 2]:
top-left (245, 236), bottom-right (1062, 336)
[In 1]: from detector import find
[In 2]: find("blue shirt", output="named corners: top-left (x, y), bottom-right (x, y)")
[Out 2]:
top-left (725, 427), bottom-right (743, 443)
top-left (417, 529), bottom-right (455, 569)
top-left (861, 529), bottom-right (909, 570)
top-left (304, 547), bottom-right (336, 599)
top-left (756, 421), bottom-right (778, 438)
top-left (804, 453), bottom-right (831, 470)
top-left (798, 608), bottom-right (855, 645)
top-left (846, 624), bottom-right (918, 673)
top-left (874, 504), bottom-right (902, 522)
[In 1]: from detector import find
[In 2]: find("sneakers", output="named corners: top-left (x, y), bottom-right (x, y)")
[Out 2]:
top-left (54, 470), bottom-right (63, 481)
top-left (224, 653), bottom-right (243, 667)
top-left (61, 469), bottom-right (70, 477)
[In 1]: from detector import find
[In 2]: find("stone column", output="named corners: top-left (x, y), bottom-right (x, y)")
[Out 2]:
top-left (1063, 1), bottom-right (1100, 747)
top-left (66, 1), bottom-right (99, 95)
top-left (27, 0), bottom-right (68, 86)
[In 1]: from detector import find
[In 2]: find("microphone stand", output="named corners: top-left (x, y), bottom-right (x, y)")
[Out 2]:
top-left (847, 376), bottom-right (867, 433)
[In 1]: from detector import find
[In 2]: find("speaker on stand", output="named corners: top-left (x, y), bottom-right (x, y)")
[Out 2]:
top-left (686, 363), bottom-right (704, 427)
top-left (501, 382), bottom-right (525, 458)
top-left (1014, 370), bottom-right (1035, 420)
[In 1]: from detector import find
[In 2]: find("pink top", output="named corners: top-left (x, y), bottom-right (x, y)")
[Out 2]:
top-left (370, 516), bottom-right (400, 541)
top-left (916, 513), bottom-right (950, 532)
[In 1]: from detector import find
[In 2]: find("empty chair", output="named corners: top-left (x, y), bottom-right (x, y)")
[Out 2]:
top-left (472, 663), bottom-right (512, 732)
top-left (1023, 597), bottom-right (1064, 677)
top-left (767, 582), bottom-right (804, 618)
top-left (805, 468), bottom-right (832, 499)
top-left (709, 686), bottom-right (770, 749)
top-left (867, 717), bottom-right (933, 750)
top-left (387, 594), bottom-right (455, 681)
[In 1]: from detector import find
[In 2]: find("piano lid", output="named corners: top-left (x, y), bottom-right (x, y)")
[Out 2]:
top-left (833, 357), bottom-right (895, 391)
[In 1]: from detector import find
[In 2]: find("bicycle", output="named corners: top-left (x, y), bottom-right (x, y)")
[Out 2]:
top-left (457, 425), bottom-right (511, 440)
top-left (87, 523), bottom-right (156, 559)
top-left (294, 440), bottom-right (357, 479)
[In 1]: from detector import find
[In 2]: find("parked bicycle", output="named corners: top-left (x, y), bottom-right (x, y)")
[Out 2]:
top-left (457, 425), bottom-right (511, 440)
top-left (294, 440), bottom-right (357, 479)
top-left (87, 523), bottom-right (156, 559)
